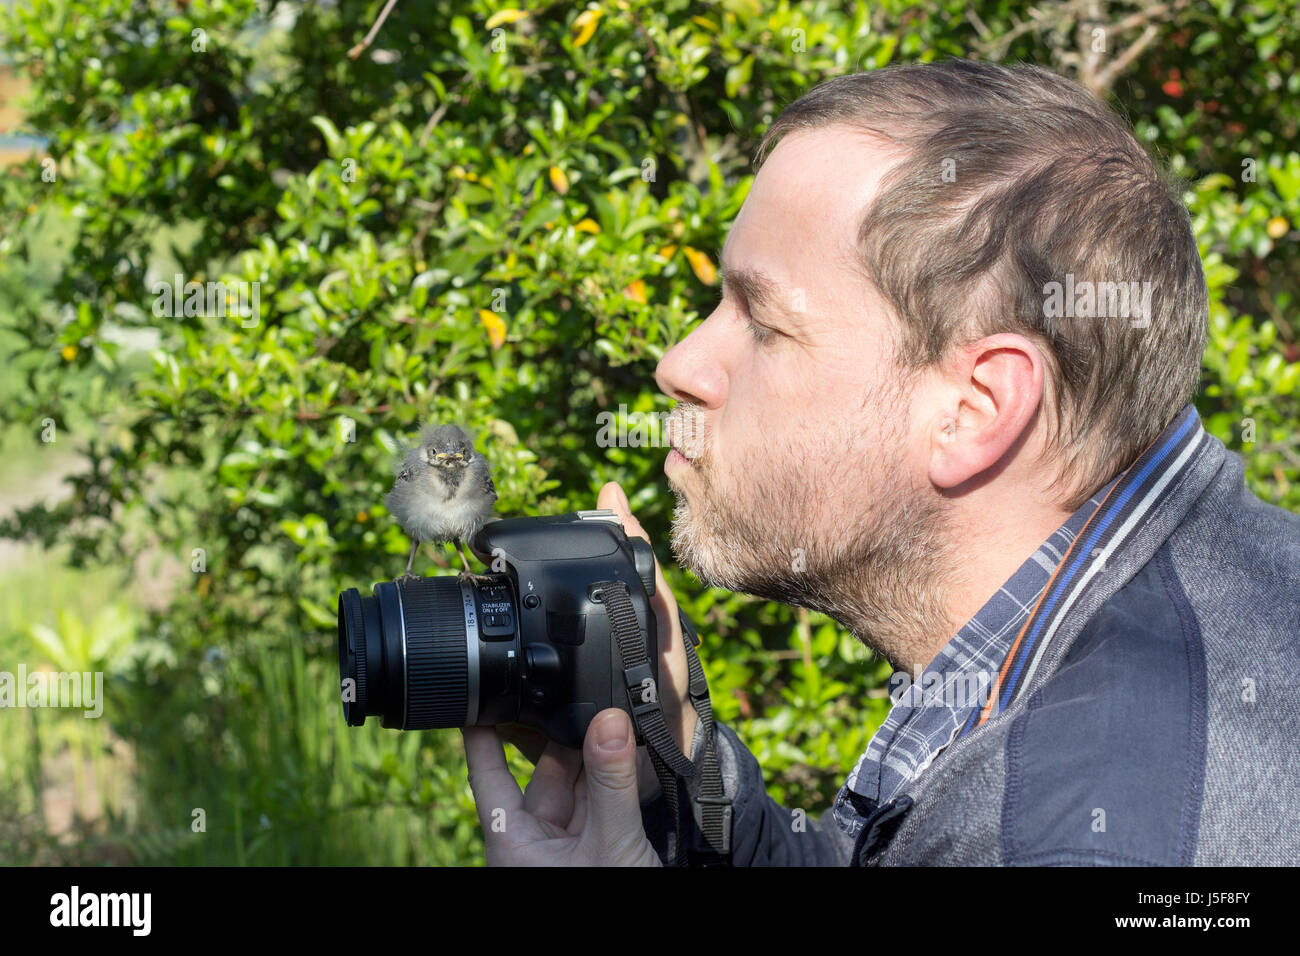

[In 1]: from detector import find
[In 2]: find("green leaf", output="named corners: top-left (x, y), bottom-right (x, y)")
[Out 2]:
top-left (725, 54), bottom-right (753, 98)
top-left (310, 116), bottom-right (343, 154)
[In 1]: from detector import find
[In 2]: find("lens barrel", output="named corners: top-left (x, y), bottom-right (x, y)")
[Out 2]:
top-left (338, 576), bottom-right (483, 730)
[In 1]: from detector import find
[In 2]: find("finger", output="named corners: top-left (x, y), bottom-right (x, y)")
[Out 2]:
top-left (598, 481), bottom-right (651, 545)
top-left (461, 726), bottom-right (523, 835)
top-left (597, 481), bottom-right (693, 755)
top-left (523, 740), bottom-right (583, 827)
top-left (597, 481), bottom-right (679, 648)
top-left (656, 606), bottom-right (693, 753)
top-left (569, 766), bottom-right (588, 835)
top-left (579, 708), bottom-right (650, 863)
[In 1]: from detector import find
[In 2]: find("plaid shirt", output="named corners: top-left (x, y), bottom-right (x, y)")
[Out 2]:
top-left (830, 473), bottom-right (1123, 837)
top-left (831, 403), bottom-right (1209, 839)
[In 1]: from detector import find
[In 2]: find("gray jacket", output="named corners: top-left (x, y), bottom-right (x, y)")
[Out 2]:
top-left (642, 424), bottom-right (1300, 865)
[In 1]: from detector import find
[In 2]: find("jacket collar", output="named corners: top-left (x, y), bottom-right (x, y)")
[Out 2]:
top-left (965, 402), bottom-right (1223, 733)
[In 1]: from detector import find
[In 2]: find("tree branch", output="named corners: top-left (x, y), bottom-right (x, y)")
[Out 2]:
top-left (1094, 22), bottom-right (1161, 91)
top-left (348, 0), bottom-right (400, 61)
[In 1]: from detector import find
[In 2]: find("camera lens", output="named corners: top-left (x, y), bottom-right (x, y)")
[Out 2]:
top-left (338, 576), bottom-right (493, 730)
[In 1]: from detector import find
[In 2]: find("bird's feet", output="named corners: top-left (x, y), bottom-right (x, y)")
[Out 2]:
top-left (396, 572), bottom-right (422, 584)
top-left (457, 570), bottom-right (497, 586)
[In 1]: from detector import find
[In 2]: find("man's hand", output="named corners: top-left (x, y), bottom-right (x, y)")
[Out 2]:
top-left (601, 480), bottom-right (699, 793)
top-left (461, 481), bottom-right (698, 864)
top-left (462, 708), bottom-right (662, 865)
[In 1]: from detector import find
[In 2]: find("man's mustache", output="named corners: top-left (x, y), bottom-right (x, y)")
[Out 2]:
top-left (665, 402), bottom-right (707, 460)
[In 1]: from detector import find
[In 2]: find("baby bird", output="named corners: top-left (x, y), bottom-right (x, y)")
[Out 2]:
top-left (385, 423), bottom-right (497, 581)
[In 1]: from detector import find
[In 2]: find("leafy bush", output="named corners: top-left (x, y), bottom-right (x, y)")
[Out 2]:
top-left (0, 0), bottom-right (1295, 863)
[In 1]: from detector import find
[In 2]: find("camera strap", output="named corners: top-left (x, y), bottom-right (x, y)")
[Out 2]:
top-left (594, 580), bottom-right (732, 867)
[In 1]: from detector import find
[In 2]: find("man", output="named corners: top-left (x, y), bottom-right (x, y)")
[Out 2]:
top-left (462, 59), bottom-right (1300, 866)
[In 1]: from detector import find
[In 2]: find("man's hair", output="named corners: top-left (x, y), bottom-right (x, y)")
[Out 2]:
top-left (757, 59), bottom-right (1208, 510)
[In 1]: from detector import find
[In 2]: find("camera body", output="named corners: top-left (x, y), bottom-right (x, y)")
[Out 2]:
top-left (338, 510), bottom-right (659, 749)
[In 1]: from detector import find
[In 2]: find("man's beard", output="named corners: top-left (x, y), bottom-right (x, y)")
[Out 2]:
top-left (665, 389), bottom-right (958, 670)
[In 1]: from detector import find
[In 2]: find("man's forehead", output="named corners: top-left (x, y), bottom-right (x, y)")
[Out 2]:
top-left (720, 125), bottom-right (898, 289)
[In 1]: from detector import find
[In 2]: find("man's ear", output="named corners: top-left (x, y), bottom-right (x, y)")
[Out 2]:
top-left (927, 334), bottom-right (1044, 491)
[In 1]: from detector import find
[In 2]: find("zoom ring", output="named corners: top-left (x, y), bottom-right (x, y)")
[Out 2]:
top-left (400, 577), bottom-right (470, 729)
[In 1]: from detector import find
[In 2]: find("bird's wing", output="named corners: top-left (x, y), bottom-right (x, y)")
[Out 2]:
top-left (383, 440), bottom-right (416, 483)
top-left (483, 473), bottom-right (498, 502)
top-left (392, 442), bottom-right (424, 484)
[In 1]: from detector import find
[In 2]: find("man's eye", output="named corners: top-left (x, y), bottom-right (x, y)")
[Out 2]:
top-left (745, 317), bottom-right (777, 344)
top-left (723, 285), bottom-right (778, 344)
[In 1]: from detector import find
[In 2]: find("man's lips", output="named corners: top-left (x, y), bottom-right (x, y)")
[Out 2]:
top-left (664, 408), bottom-right (703, 468)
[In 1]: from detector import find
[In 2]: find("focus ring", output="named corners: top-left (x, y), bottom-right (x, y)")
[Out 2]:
top-left (399, 577), bottom-right (470, 729)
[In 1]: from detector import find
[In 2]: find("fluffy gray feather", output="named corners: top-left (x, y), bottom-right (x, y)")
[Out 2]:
top-left (385, 423), bottom-right (497, 546)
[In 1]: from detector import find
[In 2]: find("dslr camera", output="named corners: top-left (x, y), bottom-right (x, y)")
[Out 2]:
top-left (337, 510), bottom-right (660, 748)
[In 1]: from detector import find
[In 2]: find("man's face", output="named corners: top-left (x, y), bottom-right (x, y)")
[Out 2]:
top-left (656, 125), bottom-right (956, 665)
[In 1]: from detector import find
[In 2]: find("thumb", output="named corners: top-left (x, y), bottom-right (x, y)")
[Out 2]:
top-left (597, 481), bottom-right (648, 541)
top-left (582, 708), bottom-right (650, 862)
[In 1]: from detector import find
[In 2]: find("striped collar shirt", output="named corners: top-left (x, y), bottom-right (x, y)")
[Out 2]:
top-left (831, 403), bottom-right (1211, 837)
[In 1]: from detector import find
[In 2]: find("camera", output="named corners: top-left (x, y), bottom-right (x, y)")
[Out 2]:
top-left (336, 510), bottom-right (660, 748)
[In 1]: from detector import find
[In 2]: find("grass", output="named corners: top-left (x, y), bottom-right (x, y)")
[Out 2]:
top-left (0, 419), bottom-right (504, 865)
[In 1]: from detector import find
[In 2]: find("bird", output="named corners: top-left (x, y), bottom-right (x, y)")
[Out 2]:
top-left (384, 423), bottom-right (498, 582)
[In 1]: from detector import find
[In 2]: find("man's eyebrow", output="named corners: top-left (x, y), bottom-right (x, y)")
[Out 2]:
top-left (718, 265), bottom-right (779, 310)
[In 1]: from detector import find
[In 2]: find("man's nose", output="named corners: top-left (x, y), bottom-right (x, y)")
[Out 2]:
top-left (654, 316), bottom-right (728, 409)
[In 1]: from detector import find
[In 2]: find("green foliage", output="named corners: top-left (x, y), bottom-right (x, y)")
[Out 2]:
top-left (0, 0), bottom-right (1296, 863)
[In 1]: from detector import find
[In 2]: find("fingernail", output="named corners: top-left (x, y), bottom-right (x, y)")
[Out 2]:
top-left (615, 483), bottom-right (631, 515)
top-left (596, 712), bottom-right (627, 753)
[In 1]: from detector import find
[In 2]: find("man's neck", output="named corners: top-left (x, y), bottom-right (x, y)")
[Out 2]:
top-left (894, 498), bottom-right (1075, 676)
